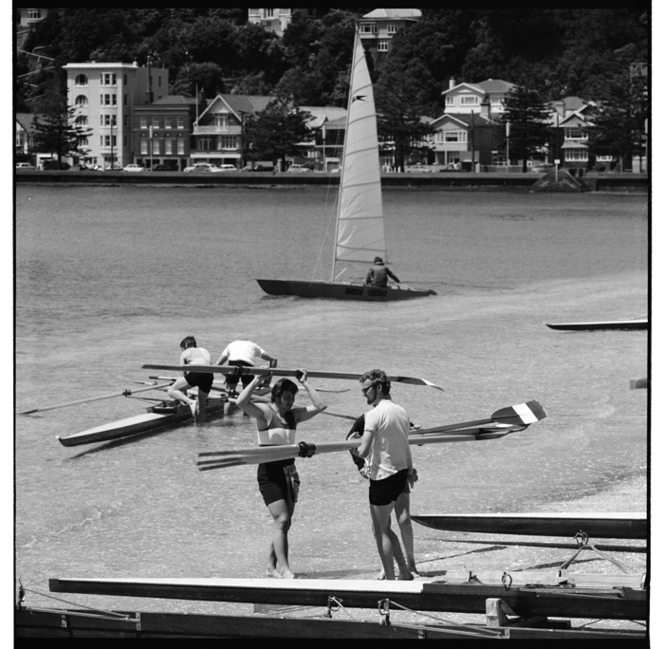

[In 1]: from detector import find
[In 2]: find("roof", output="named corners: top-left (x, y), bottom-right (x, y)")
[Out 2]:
top-left (474, 79), bottom-right (516, 94)
top-left (300, 105), bottom-right (347, 128)
top-left (430, 113), bottom-right (493, 128)
top-left (15, 113), bottom-right (36, 132)
top-left (221, 94), bottom-right (275, 115)
top-left (362, 9), bottom-right (422, 20)
top-left (152, 95), bottom-right (197, 106)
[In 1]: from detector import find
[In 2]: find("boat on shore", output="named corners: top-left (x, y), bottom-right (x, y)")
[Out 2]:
top-left (256, 30), bottom-right (436, 301)
top-left (411, 512), bottom-right (647, 540)
top-left (15, 571), bottom-right (647, 640)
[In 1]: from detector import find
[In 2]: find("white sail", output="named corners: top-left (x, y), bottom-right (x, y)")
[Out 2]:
top-left (333, 32), bottom-right (387, 271)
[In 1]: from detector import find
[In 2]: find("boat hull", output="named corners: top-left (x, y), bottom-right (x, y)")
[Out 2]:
top-left (48, 576), bottom-right (647, 620)
top-left (57, 399), bottom-right (227, 447)
top-left (256, 279), bottom-right (436, 301)
top-left (14, 606), bottom-right (647, 640)
top-left (411, 513), bottom-right (647, 540)
top-left (545, 319), bottom-right (647, 331)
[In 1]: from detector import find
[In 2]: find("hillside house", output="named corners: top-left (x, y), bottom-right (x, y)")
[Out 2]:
top-left (359, 8), bottom-right (421, 56)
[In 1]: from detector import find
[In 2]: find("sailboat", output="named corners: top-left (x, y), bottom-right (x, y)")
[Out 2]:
top-left (256, 31), bottom-right (436, 302)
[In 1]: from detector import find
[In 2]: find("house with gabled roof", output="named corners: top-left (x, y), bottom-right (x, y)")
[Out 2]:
top-left (442, 78), bottom-right (516, 118)
top-left (427, 112), bottom-right (496, 169)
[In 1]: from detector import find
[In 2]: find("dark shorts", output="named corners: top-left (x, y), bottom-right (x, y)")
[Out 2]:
top-left (184, 371), bottom-right (213, 394)
top-left (369, 469), bottom-right (409, 507)
top-left (225, 360), bottom-right (254, 389)
top-left (257, 458), bottom-right (296, 506)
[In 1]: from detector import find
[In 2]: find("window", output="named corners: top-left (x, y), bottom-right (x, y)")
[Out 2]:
top-left (265, 8), bottom-right (274, 17)
top-left (75, 74), bottom-right (88, 86)
top-left (140, 138), bottom-right (148, 155)
top-left (124, 75), bottom-right (127, 84)
top-left (140, 117), bottom-right (148, 130)
top-left (78, 136), bottom-right (88, 147)
top-left (214, 114), bottom-right (229, 130)
top-left (101, 115), bottom-right (116, 126)
top-left (165, 117), bottom-right (172, 129)
top-left (75, 115), bottom-right (88, 126)
top-left (444, 130), bottom-right (467, 143)
top-left (152, 117), bottom-right (160, 129)
top-left (199, 137), bottom-right (212, 151)
top-left (461, 96), bottom-right (479, 105)
top-left (152, 140), bottom-right (160, 155)
top-left (101, 73), bottom-right (117, 86)
top-left (565, 148), bottom-right (588, 161)
top-left (218, 135), bottom-right (237, 150)
top-left (27, 9), bottom-right (42, 20)
top-left (360, 22), bottom-right (377, 34)
top-left (177, 137), bottom-right (185, 155)
top-left (565, 128), bottom-right (587, 140)
top-left (124, 94), bottom-right (127, 106)
top-left (446, 97), bottom-right (454, 106)
top-left (378, 41), bottom-right (389, 52)
top-left (177, 116), bottom-right (185, 129)
top-left (75, 95), bottom-right (88, 106)
top-left (387, 22), bottom-right (398, 34)
top-left (100, 94), bottom-right (117, 106)
top-left (165, 139), bottom-right (173, 155)
top-left (249, 9), bottom-right (260, 16)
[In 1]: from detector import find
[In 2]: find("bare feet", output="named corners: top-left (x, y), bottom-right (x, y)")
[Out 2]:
top-left (266, 566), bottom-right (295, 579)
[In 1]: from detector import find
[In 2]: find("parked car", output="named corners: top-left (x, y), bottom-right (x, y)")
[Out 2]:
top-left (123, 164), bottom-right (145, 172)
top-left (184, 162), bottom-right (218, 172)
top-left (287, 164), bottom-right (312, 173)
top-left (104, 163), bottom-right (123, 170)
top-left (151, 164), bottom-right (176, 172)
top-left (215, 164), bottom-right (237, 172)
top-left (439, 162), bottom-right (461, 171)
top-left (42, 160), bottom-right (71, 170)
top-left (77, 163), bottom-right (103, 171)
top-left (531, 163), bottom-right (555, 173)
top-left (241, 162), bottom-right (275, 172)
top-left (406, 163), bottom-right (434, 173)
top-left (15, 162), bottom-right (34, 170)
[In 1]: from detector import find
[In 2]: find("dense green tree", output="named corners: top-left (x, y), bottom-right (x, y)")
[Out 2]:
top-left (243, 98), bottom-right (312, 169)
top-left (590, 58), bottom-right (648, 170)
top-left (31, 73), bottom-right (91, 164)
top-left (374, 62), bottom-right (435, 171)
top-left (500, 86), bottom-right (551, 171)
top-left (171, 62), bottom-right (225, 98)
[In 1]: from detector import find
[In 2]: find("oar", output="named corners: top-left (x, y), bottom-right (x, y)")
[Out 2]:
top-left (412, 401), bottom-right (546, 436)
top-left (18, 381), bottom-right (175, 415)
top-left (141, 364), bottom-right (444, 391)
top-left (197, 425), bottom-right (526, 471)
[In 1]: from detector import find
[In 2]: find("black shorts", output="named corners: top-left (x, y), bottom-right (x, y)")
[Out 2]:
top-left (369, 469), bottom-right (409, 506)
top-left (257, 458), bottom-right (295, 506)
top-left (184, 371), bottom-right (213, 394)
top-left (225, 360), bottom-right (254, 388)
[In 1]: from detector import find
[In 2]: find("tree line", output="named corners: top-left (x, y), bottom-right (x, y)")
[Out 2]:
top-left (17, 7), bottom-right (649, 169)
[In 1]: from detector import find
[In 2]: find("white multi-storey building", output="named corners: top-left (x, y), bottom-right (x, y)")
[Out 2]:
top-left (247, 8), bottom-right (315, 36)
top-left (62, 61), bottom-right (168, 168)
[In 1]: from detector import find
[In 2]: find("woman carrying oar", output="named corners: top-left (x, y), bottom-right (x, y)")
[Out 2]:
top-left (236, 370), bottom-right (327, 579)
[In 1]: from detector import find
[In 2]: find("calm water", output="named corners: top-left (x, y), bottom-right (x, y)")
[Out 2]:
top-left (15, 184), bottom-right (648, 613)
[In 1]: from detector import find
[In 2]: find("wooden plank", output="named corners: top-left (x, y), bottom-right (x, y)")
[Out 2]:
top-left (48, 577), bottom-right (647, 620)
top-left (411, 513), bottom-right (647, 540)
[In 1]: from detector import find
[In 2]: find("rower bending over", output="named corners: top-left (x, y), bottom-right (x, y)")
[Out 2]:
top-left (167, 336), bottom-right (213, 423)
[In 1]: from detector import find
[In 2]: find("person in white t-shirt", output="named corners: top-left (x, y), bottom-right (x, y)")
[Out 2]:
top-left (215, 339), bottom-right (277, 396)
top-left (351, 369), bottom-right (417, 580)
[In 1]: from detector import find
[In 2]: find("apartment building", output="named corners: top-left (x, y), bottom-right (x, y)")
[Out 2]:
top-left (358, 9), bottom-right (421, 56)
top-left (62, 61), bottom-right (168, 168)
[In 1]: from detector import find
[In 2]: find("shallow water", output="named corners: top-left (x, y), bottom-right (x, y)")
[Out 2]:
top-left (15, 184), bottom-right (648, 612)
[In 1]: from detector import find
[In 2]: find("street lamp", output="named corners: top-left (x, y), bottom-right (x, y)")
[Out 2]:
top-left (505, 121), bottom-right (510, 172)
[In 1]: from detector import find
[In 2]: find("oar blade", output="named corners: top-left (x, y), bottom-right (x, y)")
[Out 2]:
top-left (492, 400), bottom-right (546, 427)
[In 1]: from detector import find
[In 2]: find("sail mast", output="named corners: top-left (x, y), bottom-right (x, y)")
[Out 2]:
top-left (331, 26), bottom-right (386, 282)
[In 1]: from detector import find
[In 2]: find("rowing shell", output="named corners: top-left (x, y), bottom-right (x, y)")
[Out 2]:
top-left (48, 576), bottom-right (647, 620)
top-left (142, 364), bottom-right (443, 391)
top-left (57, 398), bottom-right (227, 447)
top-left (411, 512), bottom-right (647, 540)
top-left (545, 318), bottom-right (647, 331)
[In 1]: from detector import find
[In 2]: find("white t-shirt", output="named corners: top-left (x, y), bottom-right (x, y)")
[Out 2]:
top-left (223, 340), bottom-right (265, 366)
top-left (363, 399), bottom-right (412, 481)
